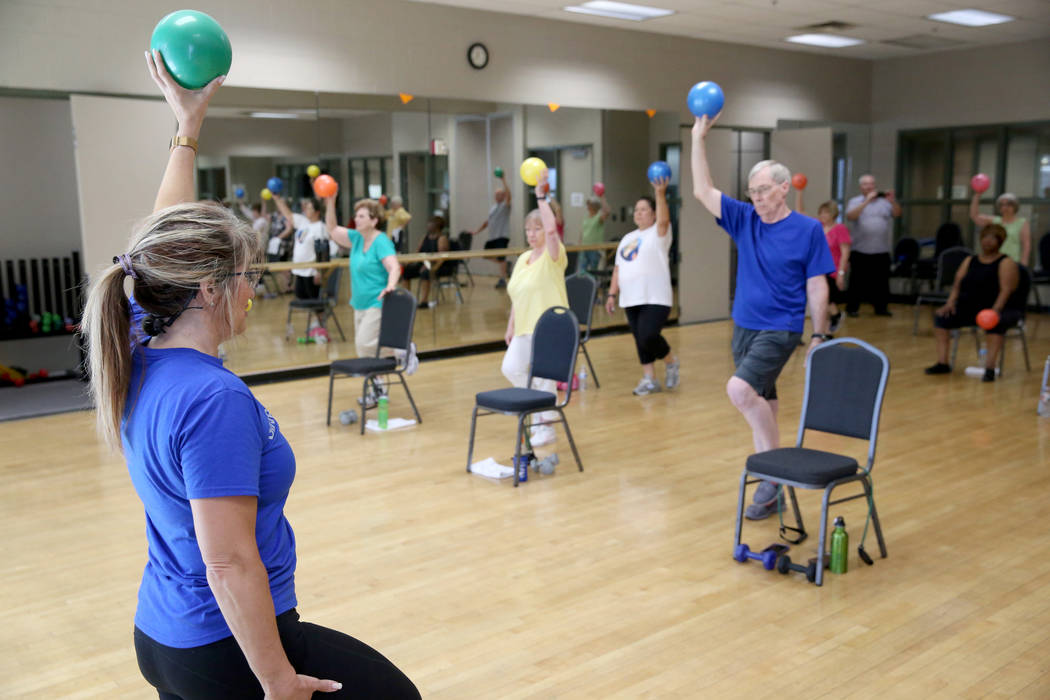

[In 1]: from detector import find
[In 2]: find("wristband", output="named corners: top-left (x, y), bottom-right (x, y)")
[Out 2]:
top-left (169, 135), bottom-right (199, 154)
top-left (812, 333), bottom-right (832, 341)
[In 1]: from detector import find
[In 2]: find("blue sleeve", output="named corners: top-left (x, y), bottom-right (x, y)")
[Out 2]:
top-left (715, 193), bottom-right (752, 242)
top-left (374, 234), bottom-right (396, 259)
top-left (178, 389), bottom-right (265, 499)
top-left (806, 222), bottom-right (836, 278)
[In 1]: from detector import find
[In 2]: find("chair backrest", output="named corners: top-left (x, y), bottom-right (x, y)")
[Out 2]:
top-left (376, 287), bottom-right (416, 354)
top-left (528, 306), bottom-right (580, 391)
top-left (798, 338), bottom-right (890, 470)
top-left (1039, 232), bottom-right (1050, 273)
top-left (321, 267), bottom-right (342, 302)
top-left (934, 222), bottom-right (964, 256)
top-left (1007, 264), bottom-right (1031, 312)
top-left (892, 237), bottom-right (920, 275)
top-left (936, 247), bottom-right (971, 289)
top-left (457, 231), bottom-right (473, 252)
top-left (564, 251), bottom-right (579, 277)
top-left (564, 274), bottom-right (597, 339)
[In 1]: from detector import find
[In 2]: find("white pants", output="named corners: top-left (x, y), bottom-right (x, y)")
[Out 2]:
top-left (501, 334), bottom-right (557, 425)
top-left (354, 307), bottom-right (382, 358)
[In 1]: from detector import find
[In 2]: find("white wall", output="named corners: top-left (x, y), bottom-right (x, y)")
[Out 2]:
top-left (0, 97), bottom-right (81, 259)
top-left (341, 113), bottom-right (394, 157)
top-left (0, 0), bottom-right (872, 127)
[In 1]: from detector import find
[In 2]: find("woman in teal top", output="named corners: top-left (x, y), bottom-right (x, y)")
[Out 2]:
top-left (970, 190), bottom-right (1031, 265)
top-left (325, 197), bottom-right (400, 359)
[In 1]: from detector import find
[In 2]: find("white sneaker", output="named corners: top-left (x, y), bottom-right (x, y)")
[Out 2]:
top-left (632, 376), bottom-right (662, 396)
top-left (529, 425), bottom-right (556, 447)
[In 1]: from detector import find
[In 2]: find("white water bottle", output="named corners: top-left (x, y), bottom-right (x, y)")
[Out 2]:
top-left (578, 367), bottom-right (587, 390)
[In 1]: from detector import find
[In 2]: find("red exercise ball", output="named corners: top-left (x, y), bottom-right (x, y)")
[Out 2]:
top-left (379, 194), bottom-right (388, 206)
top-left (971, 173), bottom-right (990, 194)
top-left (312, 174), bottom-right (338, 198)
top-left (976, 308), bottom-right (999, 330)
top-left (791, 173), bottom-right (808, 190)
top-left (592, 182), bottom-right (605, 197)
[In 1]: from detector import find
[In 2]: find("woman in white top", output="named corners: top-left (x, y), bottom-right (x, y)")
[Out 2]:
top-left (273, 194), bottom-right (328, 299)
top-left (605, 177), bottom-right (679, 395)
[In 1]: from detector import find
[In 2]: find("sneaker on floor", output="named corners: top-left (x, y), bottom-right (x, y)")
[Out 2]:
top-left (494, 278), bottom-right (507, 289)
top-left (632, 376), bottom-right (662, 396)
top-left (356, 392), bottom-right (377, 409)
top-left (752, 480), bottom-right (778, 505)
top-left (529, 425), bottom-right (556, 447)
top-left (665, 359), bottom-right (680, 390)
top-left (924, 362), bottom-right (951, 375)
top-left (745, 500), bottom-right (780, 521)
top-left (828, 312), bottom-right (843, 333)
top-left (982, 368), bottom-right (996, 382)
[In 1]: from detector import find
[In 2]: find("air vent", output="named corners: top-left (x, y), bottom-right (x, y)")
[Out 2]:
top-left (880, 34), bottom-right (967, 49)
top-left (796, 21), bottom-right (856, 32)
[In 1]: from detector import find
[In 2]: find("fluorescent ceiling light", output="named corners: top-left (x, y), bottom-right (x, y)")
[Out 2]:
top-left (564, 1), bottom-right (673, 21)
top-left (786, 33), bottom-right (864, 48)
top-left (248, 112), bottom-right (302, 119)
top-left (927, 9), bottom-right (1014, 27)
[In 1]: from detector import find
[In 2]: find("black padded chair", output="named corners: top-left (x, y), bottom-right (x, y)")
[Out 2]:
top-left (913, 246), bottom-right (971, 334)
top-left (286, 267), bottom-right (346, 341)
top-left (950, 264), bottom-right (1032, 375)
top-left (326, 288), bottom-right (421, 434)
top-left (466, 306), bottom-right (583, 486)
top-left (915, 222), bottom-right (965, 289)
top-left (889, 236), bottom-right (920, 297)
top-left (433, 239), bottom-right (465, 304)
top-left (565, 274), bottom-right (600, 388)
top-left (733, 338), bottom-right (890, 586)
top-left (456, 231), bottom-right (475, 287)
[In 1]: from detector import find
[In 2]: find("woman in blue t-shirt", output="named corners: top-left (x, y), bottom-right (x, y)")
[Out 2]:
top-left (78, 50), bottom-right (418, 700)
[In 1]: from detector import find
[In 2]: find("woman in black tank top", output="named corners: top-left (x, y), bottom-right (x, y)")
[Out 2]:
top-left (925, 224), bottom-right (1020, 381)
top-left (401, 216), bottom-right (449, 308)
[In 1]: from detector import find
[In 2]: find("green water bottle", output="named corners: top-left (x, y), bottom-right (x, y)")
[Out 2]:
top-left (830, 516), bottom-right (848, 574)
top-left (377, 396), bottom-right (388, 430)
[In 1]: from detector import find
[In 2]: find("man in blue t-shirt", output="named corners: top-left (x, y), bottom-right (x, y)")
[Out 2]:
top-left (690, 115), bottom-right (834, 520)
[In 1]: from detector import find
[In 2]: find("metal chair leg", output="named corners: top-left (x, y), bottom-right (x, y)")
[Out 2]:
top-left (466, 405), bottom-right (480, 472)
top-left (862, 476), bottom-right (888, 558)
top-left (399, 372), bottom-right (422, 424)
top-left (329, 309), bottom-right (347, 341)
top-left (582, 343), bottom-right (599, 388)
top-left (359, 377), bottom-right (370, 435)
top-left (733, 471), bottom-right (748, 548)
top-left (326, 368), bottom-right (335, 426)
top-left (557, 408), bottom-right (583, 472)
top-left (514, 414), bottom-right (527, 487)
top-left (815, 488), bottom-right (832, 587)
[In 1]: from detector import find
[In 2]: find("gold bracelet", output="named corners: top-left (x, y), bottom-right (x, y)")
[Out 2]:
top-left (169, 135), bottom-right (199, 154)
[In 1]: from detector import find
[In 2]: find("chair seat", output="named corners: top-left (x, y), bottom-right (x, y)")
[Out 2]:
top-left (745, 447), bottom-right (859, 485)
top-left (332, 357), bottom-right (398, 375)
top-left (289, 299), bottom-right (326, 309)
top-left (475, 387), bottom-right (556, 412)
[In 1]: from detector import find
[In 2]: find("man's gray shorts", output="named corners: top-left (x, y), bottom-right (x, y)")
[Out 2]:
top-left (731, 325), bottom-right (802, 401)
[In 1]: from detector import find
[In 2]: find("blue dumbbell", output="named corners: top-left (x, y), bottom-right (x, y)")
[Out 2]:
top-left (733, 543), bottom-right (778, 570)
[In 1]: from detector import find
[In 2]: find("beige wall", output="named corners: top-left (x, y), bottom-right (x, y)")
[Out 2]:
top-left (771, 128), bottom-right (833, 213)
top-left (870, 37), bottom-right (1050, 187)
top-left (0, 0), bottom-right (872, 127)
top-left (0, 96), bottom-right (82, 259)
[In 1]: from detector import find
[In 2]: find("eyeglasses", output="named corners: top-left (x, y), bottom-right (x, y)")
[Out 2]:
top-left (233, 270), bottom-right (264, 286)
top-left (746, 185), bottom-right (776, 198)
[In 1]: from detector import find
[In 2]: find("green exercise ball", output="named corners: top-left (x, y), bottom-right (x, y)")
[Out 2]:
top-left (150, 10), bottom-right (232, 90)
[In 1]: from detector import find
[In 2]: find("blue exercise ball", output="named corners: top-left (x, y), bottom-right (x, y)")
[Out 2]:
top-left (647, 160), bottom-right (672, 183)
top-left (266, 177), bottom-right (284, 194)
top-left (234, 186), bottom-right (245, 199)
top-left (149, 10), bottom-right (232, 90)
top-left (687, 81), bottom-right (725, 119)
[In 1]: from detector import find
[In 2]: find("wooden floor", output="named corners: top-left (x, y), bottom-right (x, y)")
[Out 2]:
top-left (3, 307), bottom-right (1050, 698)
top-left (225, 271), bottom-right (664, 376)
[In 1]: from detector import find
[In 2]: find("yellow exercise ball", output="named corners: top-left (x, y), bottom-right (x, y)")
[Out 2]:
top-left (306, 164), bottom-right (321, 178)
top-left (519, 157), bottom-right (547, 186)
top-left (261, 188), bottom-right (273, 200)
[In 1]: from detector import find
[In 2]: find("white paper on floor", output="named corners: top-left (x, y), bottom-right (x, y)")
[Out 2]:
top-left (469, 457), bottom-right (514, 479)
top-left (364, 417), bottom-right (418, 432)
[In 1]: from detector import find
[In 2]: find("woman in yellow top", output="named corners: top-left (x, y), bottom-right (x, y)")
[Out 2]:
top-left (503, 169), bottom-right (568, 447)
top-left (970, 190), bottom-right (1030, 266)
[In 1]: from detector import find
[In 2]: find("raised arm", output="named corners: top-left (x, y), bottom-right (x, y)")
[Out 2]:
top-left (192, 496), bottom-right (341, 698)
top-left (536, 170), bottom-right (561, 260)
top-left (653, 178), bottom-right (670, 237)
top-left (323, 196), bottom-right (351, 248)
top-left (969, 191), bottom-right (995, 227)
top-left (500, 173), bottom-right (511, 206)
top-left (598, 194), bottom-right (611, 223)
top-left (145, 50), bottom-right (224, 212)
top-left (690, 115), bottom-right (723, 218)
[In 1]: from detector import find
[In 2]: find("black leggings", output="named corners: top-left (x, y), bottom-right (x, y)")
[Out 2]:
top-left (294, 274), bottom-right (320, 300)
top-left (134, 609), bottom-right (420, 700)
top-left (625, 304), bottom-right (671, 365)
